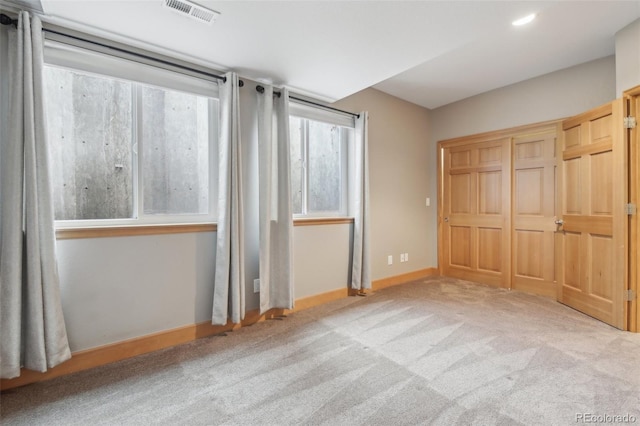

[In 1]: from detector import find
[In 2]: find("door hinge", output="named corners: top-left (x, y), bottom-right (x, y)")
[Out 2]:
top-left (626, 203), bottom-right (637, 215)
top-left (625, 289), bottom-right (637, 301)
top-left (624, 116), bottom-right (637, 129)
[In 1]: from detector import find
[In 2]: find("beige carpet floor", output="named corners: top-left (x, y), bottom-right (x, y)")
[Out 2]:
top-left (2, 276), bottom-right (640, 425)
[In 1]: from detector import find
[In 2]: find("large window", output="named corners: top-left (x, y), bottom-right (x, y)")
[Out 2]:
top-left (289, 113), bottom-right (351, 217)
top-left (42, 40), bottom-right (218, 226)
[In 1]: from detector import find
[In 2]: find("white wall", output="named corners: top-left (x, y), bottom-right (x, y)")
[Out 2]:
top-left (57, 233), bottom-right (216, 351)
top-left (333, 89), bottom-right (434, 278)
top-left (293, 225), bottom-right (352, 299)
top-left (430, 56), bottom-right (616, 143)
top-left (239, 79), bottom-right (260, 312)
top-left (616, 18), bottom-right (640, 96)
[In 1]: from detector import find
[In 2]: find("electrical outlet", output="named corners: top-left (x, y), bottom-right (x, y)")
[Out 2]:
top-left (400, 253), bottom-right (405, 262)
top-left (388, 255), bottom-right (393, 265)
top-left (405, 252), bottom-right (409, 262)
top-left (253, 278), bottom-right (260, 293)
top-left (426, 197), bottom-right (431, 207)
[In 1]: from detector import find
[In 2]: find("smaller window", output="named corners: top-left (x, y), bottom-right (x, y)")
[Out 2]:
top-left (289, 116), bottom-right (349, 217)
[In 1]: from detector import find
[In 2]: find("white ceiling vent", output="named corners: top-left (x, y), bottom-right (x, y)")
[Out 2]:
top-left (163, 0), bottom-right (220, 25)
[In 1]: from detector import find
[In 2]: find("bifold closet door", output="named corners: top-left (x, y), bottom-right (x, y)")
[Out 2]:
top-left (441, 139), bottom-right (511, 288)
top-left (511, 131), bottom-right (558, 297)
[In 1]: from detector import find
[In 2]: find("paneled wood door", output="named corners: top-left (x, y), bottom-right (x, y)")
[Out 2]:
top-left (441, 139), bottom-right (511, 288)
top-left (556, 100), bottom-right (627, 329)
top-left (511, 130), bottom-right (558, 297)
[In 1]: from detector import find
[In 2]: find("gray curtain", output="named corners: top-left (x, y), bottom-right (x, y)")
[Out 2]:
top-left (351, 112), bottom-right (371, 291)
top-left (212, 72), bottom-right (245, 325)
top-left (0, 12), bottom-right (71, 379)
top-left (256, 85), bottom-right (294, 313)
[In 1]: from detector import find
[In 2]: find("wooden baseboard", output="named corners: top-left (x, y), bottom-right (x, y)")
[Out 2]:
top-left (0, 311), bottom-right (259, 391)
top-left (0, 288), bottom-right (348, 391)
top-left (292, 288), bottom-right (349, 311)
top-left (372, 268), bottom-right (438, 291)
top-left (1, 271), bottom-right (436, 391)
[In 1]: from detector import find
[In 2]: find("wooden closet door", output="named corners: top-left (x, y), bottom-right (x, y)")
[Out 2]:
top-left (441, 139), bottom-right (511, 288)
top-left (511, 131), bottom-right (557, 297)
top-left (556, 100), bottom-right (627, 329)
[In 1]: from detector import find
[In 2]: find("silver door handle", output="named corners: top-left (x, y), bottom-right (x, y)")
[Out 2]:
top-left (554, 219), bottom-right (564, 225)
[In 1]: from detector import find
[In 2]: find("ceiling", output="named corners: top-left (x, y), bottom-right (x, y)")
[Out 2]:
top-left (21, 1), bottom-right (640, 109)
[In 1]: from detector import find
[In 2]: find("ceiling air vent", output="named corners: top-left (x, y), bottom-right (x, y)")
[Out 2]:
top-left (163, 0), bottom-right (220, 25)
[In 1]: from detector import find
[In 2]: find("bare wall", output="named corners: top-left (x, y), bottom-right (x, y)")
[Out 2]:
top-left (57, 233), bottom-right (216, 351)
top-left (616, 18), bottom-right (640, 96)
top-left (430, 56), bottom-right (615, 143)
top-left (293, 224), bottom-right (352, 299)
top-left (333, 88), bottom-right (434, 279)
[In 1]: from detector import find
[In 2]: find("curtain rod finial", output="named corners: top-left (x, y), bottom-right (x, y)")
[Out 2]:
top-left (0, 13), bottom-right (18, 27)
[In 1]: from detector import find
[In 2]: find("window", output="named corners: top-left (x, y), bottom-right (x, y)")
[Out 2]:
top-left (289, 109), bottom-right (352, 217)
top-left (42, 39), bottom-right (218, 226)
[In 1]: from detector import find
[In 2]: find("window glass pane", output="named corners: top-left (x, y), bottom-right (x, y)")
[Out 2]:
top-left (307, 120), bottom-right (342, 213)
top-left (289, 116), bottom-right (303, 214)
top-left (44, 66), bottom-right (134, 220)
top-left (141, 86), bottom-right (211, 215)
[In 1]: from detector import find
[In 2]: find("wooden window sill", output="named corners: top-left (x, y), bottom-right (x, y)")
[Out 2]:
top-left (293, 217), bottom-right (354, 226)
top-left (55, 223), bottom-right (217, 240)
top-left (55, 217), bottom-right (354, 239)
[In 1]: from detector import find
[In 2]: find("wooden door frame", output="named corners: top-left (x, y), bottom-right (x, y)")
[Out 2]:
top-left (624, 86), bottom-right (640, 332)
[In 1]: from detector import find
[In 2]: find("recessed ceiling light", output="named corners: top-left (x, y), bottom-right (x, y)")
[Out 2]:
top-left (512, 13), bottom-right (536, 27)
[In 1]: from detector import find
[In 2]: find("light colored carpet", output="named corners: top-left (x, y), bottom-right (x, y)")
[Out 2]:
top-left (2, 276), bottom-right (640, 425)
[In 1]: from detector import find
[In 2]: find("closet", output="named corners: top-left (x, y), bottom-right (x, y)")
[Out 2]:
top-left (438, 100), bottom-right (630, 330)
top-left (439, 121), bottom-right (559, 297)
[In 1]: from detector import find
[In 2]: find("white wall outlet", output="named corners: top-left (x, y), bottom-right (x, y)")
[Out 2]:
top-left (387, 255), bottom-right (393, 265)
top-left (400, 253), bottom-right (406, 262)
top-left (426, 197), bottom-right (431, 207)
top-left (253, 278), bottom-right (260, 293)
top-left (405, 252), bottom-right (409, 262)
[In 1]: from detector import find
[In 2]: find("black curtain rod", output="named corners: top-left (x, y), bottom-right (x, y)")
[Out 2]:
top-left (256, 84), bottom-right (360, 119)
top-left (0, 13), bottom-right (243, 87)
top-left (291, 96), bottom-right (360, 119)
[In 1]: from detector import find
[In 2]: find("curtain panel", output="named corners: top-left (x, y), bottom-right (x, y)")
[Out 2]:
top-left (351, 112), bottom-right (371, 291)
top-left (212, 72), bottom-right (245, 325)
top-left (0, 12), bottom-right (71, 379)
top-left (256, 85), bottom-right (294, 313)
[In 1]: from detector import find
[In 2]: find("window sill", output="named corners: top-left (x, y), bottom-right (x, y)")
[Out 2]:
top-left (55, 223), bottom-right (217, 240)
top-left (293, 217), bottom-right (354, 227)
top-left (55, 218), bottom-right (353, 239)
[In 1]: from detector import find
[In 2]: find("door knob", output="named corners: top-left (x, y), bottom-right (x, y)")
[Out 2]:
top-left (554, 219), bottom-right (564, 225)
top-left (444, 217), bottom-right (449, 222)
